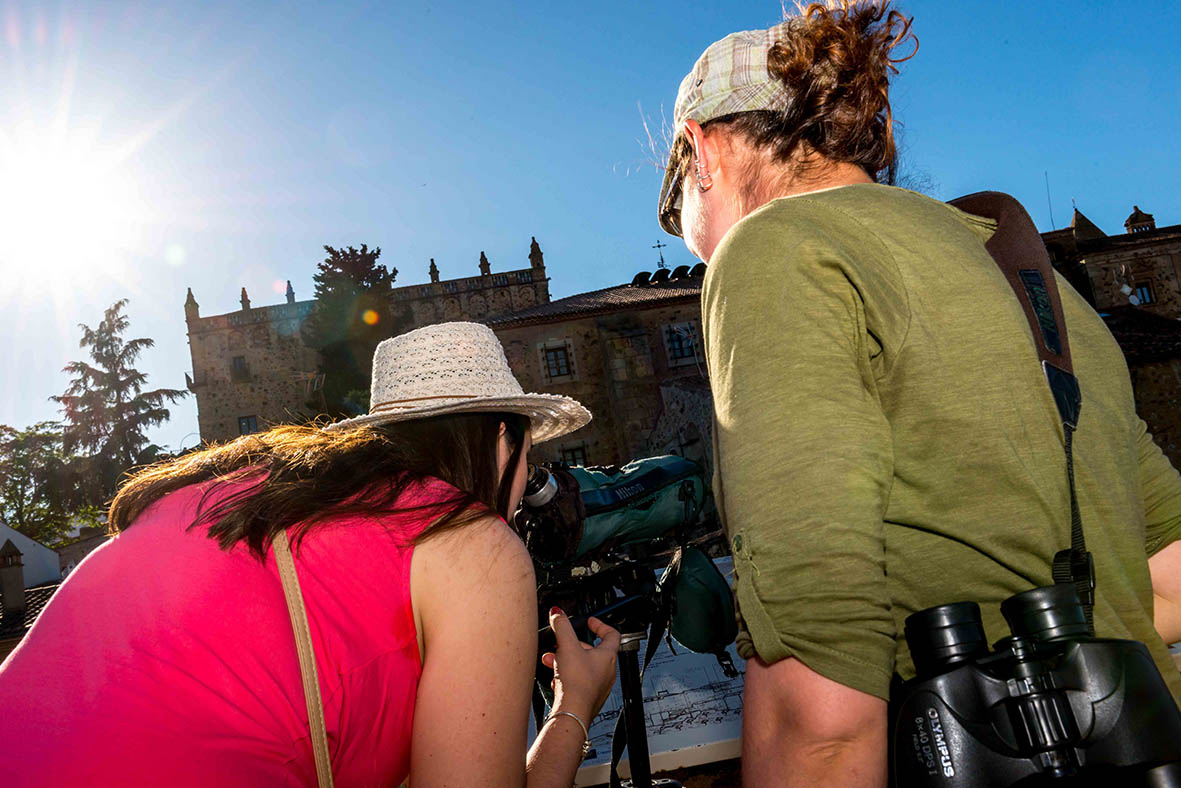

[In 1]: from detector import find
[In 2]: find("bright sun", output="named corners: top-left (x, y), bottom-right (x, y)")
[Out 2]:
top-left (0, 132), bottom-right (146, 282)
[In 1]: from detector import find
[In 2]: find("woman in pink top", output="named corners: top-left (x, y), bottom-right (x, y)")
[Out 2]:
top-left (0, 322), bottom-right (619, 787)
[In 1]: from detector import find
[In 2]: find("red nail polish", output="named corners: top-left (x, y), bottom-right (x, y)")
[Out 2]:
top-left (550, 606), bottom-right (562, 616)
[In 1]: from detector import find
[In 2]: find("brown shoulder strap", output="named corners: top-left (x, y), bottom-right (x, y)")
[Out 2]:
top-left (950, 191), bottom-right (1074, 376)
top-left (274, 530), bottom-right (335, 788)
top-left (948, 191), bottom-right (1094, 631)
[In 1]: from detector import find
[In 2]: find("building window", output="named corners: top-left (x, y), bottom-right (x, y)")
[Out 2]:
top-left (545, 346), bottom-right (571, 377)
top-left (1135, 281), bottom-right (1156, 305)
top-left (663, 321), bottom-right (702, 367)
top-left (238, 415), bottom-right (259, 435)
top-left (537, 339), bottom-right (577, 382)
top-left (493, 274), bottom-right (509, 286)
top-left (516, 271), bottom-right (533, 283)
top-left (560, 444), bottom-right (588, 467)
top-left (442, 281), bottom-right (459, 293)
top-left (231, 355), bottom-right (250, 381)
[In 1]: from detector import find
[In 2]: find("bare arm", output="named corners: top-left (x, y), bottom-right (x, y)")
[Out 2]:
top-left (1135, 419), bottom-right (1181, 645)
top-left (409, 516), bottom-right (617, 788)
top-left (742, 656), bottom-right (887, 788)
top-left (526, 613), bottom-right (619, 783)
top-left (409, 517), bottom-right (537, 786)
top-left (1150, 540), bottom-right (1181, 644)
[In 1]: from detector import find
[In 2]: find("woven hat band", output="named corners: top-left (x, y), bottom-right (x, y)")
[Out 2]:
top-left (371, 394), bottom-right (478, 414)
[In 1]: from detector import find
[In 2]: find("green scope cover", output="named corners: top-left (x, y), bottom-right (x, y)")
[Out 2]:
top-left (662, 546), bottom-right (738, 655)
top-left (570, 455), bottom-right (714, 559)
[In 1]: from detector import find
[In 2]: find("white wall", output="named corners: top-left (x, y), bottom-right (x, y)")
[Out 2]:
top-left (0, 521), bottom-right (62, 587)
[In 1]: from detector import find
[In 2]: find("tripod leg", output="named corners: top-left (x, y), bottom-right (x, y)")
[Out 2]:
top-left (619, 645), bottom-right (652, 788)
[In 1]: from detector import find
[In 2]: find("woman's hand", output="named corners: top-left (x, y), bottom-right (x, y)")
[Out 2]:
top-left (541, 608), bottom-right (620, 721)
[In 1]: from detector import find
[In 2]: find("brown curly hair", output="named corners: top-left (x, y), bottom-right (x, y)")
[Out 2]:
top-left (673, 1), bottom-right (916, 188)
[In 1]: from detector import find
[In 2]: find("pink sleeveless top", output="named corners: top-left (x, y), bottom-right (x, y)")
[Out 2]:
top-left (0, 477), bottom-right (455, 787)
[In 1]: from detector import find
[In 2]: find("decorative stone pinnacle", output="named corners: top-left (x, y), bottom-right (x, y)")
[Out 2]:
top-left (184, 288), bottom-right (200, 320)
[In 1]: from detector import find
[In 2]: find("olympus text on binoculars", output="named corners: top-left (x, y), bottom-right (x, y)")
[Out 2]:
top-left (891, 584), bottom-right (1181, 786)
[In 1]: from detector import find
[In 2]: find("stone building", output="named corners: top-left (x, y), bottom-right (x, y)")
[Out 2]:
top-left (489, 264), bottom-right (709, 468)
top-left (184, 203), bottom-right (1181, 473)
top-left (185, 240), bottom-right (552, 443)
top-left (1043, 204), bottom-right (1181, 467)
top-left (1044, 205), bottom-right (1181, 314)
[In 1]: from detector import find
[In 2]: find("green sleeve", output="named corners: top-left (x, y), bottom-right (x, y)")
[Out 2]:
top-left (703, 204), bottom-right (903, 700)
top-left (1137, 418), bottom-right (1181, 557)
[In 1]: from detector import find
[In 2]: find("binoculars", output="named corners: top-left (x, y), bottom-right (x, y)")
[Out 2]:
top-left (892, 584), bottom-right (1181, 786)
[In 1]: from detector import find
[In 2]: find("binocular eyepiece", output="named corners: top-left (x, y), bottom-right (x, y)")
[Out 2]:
top-left (906, 584), bottom-right (1091, 676)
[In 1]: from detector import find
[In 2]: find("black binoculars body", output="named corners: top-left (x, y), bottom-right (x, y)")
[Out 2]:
top-left (892, 585), bottom-right (1181, 787)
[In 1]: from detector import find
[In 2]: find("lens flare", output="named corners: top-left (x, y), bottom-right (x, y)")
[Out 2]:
top-left (361, 309), bottom-right (379, 325)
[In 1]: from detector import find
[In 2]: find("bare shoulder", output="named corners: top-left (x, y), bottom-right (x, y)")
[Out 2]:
top-left (410, 514), bottom-right (536, 646)
top-left (414, 514), bottom-right (534, 588)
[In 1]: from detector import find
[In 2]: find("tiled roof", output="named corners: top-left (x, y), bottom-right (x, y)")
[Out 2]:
top-left (0, 580), bottom-right (61, 640)
top-left (489, 272), bottom-right (704, 328)
top-left (1101, 307), bottom-right (1181, 364)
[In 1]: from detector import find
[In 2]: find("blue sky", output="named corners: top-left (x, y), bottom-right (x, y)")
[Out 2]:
top-left (1, 0), bottom-right (1178, 452)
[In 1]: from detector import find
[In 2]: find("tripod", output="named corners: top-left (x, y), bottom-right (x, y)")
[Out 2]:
top-left (613, 627), bottom-right (681, 788)
top-left (606, 596), bottom-right (682, 788)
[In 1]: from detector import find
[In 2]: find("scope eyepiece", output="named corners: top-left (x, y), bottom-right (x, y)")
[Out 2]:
top-left (905, 601), bottom-right (989, 677)
top-left (1001, 584), bottom-right (1090, 643)
top-left (522, 464), bottom-right (559, 508)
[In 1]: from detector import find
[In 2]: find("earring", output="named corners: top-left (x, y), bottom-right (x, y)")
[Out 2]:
top-left (696, 165), bottom-right (713, 192)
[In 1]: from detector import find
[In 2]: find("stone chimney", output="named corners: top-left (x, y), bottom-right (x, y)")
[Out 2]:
top-left (479, 251), bottom-right (491, 276)
top-left (0, 540), bottom-right (25, 619)
top-left (285, 280), bottom-right (295, 304)
top-left (529, 236), bottom-right (544, 269)
top-left (429, 259), bottom-right (440, 283)
top-left (1125, 205), bottom-right (1156, 234)
top-left (240, 287), bottom-right (251, 311)
top-left (184, 288), bottom-right (200, 323)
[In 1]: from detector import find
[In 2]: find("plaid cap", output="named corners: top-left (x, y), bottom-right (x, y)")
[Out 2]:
top-left (658, 19), bottom-right (803, 236)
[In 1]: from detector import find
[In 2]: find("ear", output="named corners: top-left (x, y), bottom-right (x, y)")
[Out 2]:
top-left (498, 421), bottom-right (507, 436)
top-left (683, 119), bottom-right (720, 181)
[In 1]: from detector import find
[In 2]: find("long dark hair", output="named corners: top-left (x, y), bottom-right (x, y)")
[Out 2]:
top-left (108, 412), bottom-right (530, 560)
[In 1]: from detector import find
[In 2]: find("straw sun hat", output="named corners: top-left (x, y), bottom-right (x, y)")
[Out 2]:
top-left (324, 322), bottom-right (591, 443)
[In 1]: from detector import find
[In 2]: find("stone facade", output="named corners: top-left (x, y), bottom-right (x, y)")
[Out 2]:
top-left (186, 241), bottom-right (551, 443)
top-left (184, 204), bottom-right (1181, 476)
top-left (1044, 206), bottom-right (1181, 315)
top-left (490, 267), bottom-right (708, 467)
top-left (647, 378), bottom-right (715, 479)
top-left (1043, 205), bottom-right (1181, 467)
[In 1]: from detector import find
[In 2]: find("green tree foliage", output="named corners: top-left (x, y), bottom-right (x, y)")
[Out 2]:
top-left (51, 300), bottom-right (187, 502)
top-left (302, 244), bottom-right (409, 417)
top-left (0, 422), bottom-right (77, 544)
